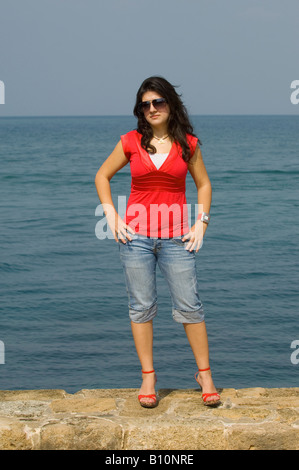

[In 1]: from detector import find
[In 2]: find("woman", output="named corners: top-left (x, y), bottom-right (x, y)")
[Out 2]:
top-left (95, 76), bottom-right (220, 408)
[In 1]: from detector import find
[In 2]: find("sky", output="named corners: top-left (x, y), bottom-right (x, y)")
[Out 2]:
top-left (0, 0), bottom-right (298, 116)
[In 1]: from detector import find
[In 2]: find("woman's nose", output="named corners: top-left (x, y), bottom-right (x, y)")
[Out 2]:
top-left (149, 102), bottom-right (157, 113)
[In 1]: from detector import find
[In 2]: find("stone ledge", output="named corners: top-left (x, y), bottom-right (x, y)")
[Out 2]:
top-left (0, 387), bottom-right (298, 450)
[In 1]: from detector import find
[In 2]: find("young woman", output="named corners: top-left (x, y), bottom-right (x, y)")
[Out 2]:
top-left (95, 76), bottom-right (221, 408)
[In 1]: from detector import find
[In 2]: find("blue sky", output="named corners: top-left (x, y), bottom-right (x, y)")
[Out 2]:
top-left (0, 0), bottom-right (298, 116)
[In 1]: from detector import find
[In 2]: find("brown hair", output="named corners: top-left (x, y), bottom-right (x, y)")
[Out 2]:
top-left (133, 76), bottom-right (201, 162)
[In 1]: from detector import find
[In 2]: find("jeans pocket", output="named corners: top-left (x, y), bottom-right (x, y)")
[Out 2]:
top-left (122, 232), bottom-right (139, 244)
top-left (171, 237), bottom-right (188, 246)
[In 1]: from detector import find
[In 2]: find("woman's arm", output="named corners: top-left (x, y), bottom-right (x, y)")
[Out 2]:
top-left (183, 145), bottom-right (212, 252)
top-left (95, 140), bottom-right (135, 243)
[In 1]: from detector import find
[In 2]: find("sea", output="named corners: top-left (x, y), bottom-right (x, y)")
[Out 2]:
top-left (0, 115), bottom-right (298, 393)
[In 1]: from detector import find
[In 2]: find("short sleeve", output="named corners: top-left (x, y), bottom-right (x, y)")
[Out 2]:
top-left (187, 135), bottom-right (199, 158)
top-left (120, 133), bottom-right (131, 161)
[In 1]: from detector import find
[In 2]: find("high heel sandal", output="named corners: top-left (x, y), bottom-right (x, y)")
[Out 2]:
top-left (194, 367), bottom-right (221, 407)
top-left (138, 369), bottom-right (158, 408)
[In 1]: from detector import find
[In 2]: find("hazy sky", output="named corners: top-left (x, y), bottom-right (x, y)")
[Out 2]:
top-left (0, 0), bottom-right (298, 116)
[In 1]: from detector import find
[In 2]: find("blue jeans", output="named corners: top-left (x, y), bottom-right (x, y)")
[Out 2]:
top-left (118, 233), bottom-right (205, 324)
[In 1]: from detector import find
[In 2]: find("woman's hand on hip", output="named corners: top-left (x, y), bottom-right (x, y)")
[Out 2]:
top-left (181, 221), bottom-right (207, 252)
top-left (106, 210), bottom-right (135, 244)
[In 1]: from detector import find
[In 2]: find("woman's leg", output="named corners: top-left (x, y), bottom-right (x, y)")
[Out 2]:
top-left (131, 320), bottom-right (156, 404)
top-left (131, 319), bottom-right (154, 371)
top-left (183, 321), bottom-right (219, 402)
top-left (157, 238), bottom-right (219, 403)
top-left (118, 235), bottom-right (158, 405)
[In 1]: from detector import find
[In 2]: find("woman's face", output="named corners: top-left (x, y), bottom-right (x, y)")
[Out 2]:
top-left (141, 91), bottom-right (171, 130)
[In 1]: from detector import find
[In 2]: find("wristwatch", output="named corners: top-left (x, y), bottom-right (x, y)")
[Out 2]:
top-left (197, 212), bottom-right (210, 224)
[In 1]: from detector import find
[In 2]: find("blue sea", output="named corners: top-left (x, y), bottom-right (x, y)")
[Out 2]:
top-left (0, 115), bottom-right (298, 393)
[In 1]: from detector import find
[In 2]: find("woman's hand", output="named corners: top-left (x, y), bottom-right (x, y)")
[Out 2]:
top-left (105, 208), bottom-right (135, 244)
top-left (181, 221), bottom-right (207, 252)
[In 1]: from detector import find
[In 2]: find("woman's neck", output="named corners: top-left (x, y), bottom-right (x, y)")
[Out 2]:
top-left (151, 125), bottom-right (169, 140)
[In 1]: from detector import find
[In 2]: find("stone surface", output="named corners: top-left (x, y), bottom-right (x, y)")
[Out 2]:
top-left (0, 387), bottom-right (298, 450)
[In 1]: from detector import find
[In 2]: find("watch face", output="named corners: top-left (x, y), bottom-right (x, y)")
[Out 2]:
top-left (198, 213), bottom-right (210, 223)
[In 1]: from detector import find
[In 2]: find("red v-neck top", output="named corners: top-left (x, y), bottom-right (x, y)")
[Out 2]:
top-left (120, 130), bottom-right (198, 238)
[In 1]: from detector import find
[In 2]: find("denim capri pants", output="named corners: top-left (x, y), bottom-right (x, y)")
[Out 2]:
top-left (118, 233), bottom-right (205, 324)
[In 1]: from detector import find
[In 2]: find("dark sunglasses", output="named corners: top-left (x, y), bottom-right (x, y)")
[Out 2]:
top-left (139, 98), bottom-right (167, 113)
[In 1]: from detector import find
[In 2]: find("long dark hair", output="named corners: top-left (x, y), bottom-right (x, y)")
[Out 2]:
top-left (133, 76), bottom-right (201, 163)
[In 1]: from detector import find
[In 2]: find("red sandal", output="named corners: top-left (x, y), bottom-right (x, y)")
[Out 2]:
top-left (194, 367), bottom-right (221, 407)
top-left (138, 369), bottom-right (158, 408)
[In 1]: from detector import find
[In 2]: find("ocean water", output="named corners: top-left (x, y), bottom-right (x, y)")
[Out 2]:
top-left (0, 115), bottom-right (298, 393)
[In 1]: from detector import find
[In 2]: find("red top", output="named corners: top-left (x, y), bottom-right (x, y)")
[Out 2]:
top-left (120, 130), bottom-right (198, 238)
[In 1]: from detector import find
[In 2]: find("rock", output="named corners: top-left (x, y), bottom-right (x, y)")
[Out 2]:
top-left (39, 417), bottom-right (123, 450)
top-left (0, 387), bottom-right (298, 450)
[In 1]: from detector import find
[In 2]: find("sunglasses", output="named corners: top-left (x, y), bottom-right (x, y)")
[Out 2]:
top-left (139, 98), bottom-right (167, 113)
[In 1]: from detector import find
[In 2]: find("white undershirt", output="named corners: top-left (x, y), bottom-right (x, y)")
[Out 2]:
top-left (148, 153), bottom-right (169, 170)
